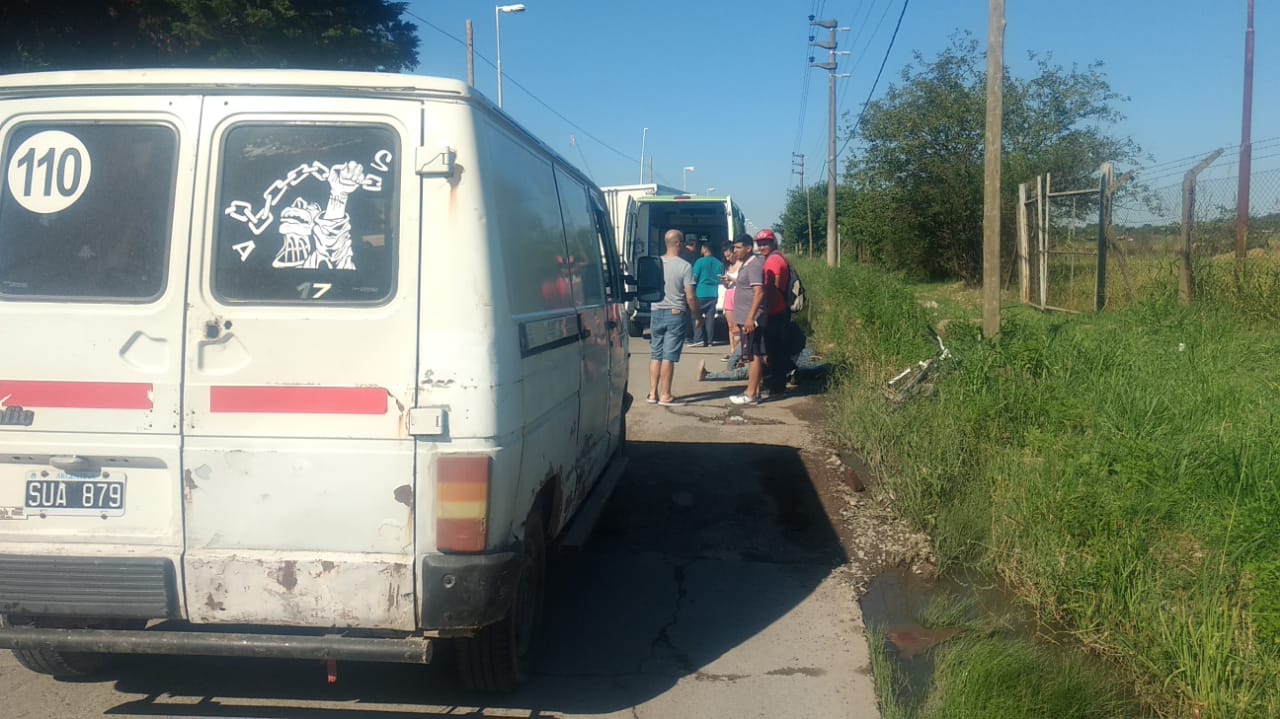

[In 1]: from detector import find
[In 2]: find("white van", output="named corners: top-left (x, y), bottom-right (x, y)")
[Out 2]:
top-left (0, 69), bottom-right (660, 692)
top-left (622, 194), bottom-right (746, 336)
top-left (599, 183), bottom-right (680, 267)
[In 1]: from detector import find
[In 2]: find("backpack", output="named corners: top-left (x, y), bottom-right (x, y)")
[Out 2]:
top-left (786, 263), bottom-right (806, 313)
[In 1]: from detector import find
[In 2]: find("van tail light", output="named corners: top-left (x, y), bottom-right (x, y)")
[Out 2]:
top-left (435, 455), bottom-right (490, 553)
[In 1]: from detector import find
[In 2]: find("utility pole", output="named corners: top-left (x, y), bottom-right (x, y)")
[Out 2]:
top-left (792, 153), bottom-right (814, 257)
top-left (639, 127), bottom-right (648, 184)
top-left (465, 20), bottom-right (474, 88)
top-left (1236, 0), bottom-right (1255, 260)
top-left (982, 0), bottom-right (1005, 338)
top-left (810, 16), bottom-right (843, 268)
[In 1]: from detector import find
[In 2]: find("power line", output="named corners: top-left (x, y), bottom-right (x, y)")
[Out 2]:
top-left (848, 0), bottom-right (897, 80)
top-left (836, 0), bottom-right (910, 161)
top-left (406, 9), bottom-right (635, 166)
top-left (795, 0), bottom-right (842, 156)
top-left (837, 0), bottom-right (895, 135)
top-left (793, 17), bottom-right (816, 154)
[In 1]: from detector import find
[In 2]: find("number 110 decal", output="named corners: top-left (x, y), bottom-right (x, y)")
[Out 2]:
top-left (6, 130), bottom-right (93, 214)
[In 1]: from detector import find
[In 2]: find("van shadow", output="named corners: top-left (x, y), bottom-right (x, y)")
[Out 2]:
top-left (99, 441), bottom-right (845, 717)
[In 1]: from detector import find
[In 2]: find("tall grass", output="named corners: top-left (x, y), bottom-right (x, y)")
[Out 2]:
top-left (801, 258), bottom-right (1280, 717)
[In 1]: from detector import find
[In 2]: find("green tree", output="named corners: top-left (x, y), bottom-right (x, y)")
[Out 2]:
top-left (777, 181), bottom-right (858, 260)
top-left (1, 0), bottom-right (419, 73)
top-left (841, 33), bottom-right (1140, 282)
top-left (777, 183), bottom-right (826, 258)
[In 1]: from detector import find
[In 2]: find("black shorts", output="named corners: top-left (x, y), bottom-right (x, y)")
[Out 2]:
top-left (737, 325), bottom-right (767, 361)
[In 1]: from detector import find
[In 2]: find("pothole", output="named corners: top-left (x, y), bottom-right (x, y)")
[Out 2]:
top-left (696, 410), bottom-right (786, 425)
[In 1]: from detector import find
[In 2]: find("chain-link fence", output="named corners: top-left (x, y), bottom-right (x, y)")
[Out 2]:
top-left (1018, 162), bottom-right (1280, 312)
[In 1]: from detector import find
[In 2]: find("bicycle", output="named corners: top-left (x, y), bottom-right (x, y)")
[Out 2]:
top-left (884, 331), bottom-right (952, 405)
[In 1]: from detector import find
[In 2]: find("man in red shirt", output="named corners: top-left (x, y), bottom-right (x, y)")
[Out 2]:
top-left (755, 229), bottom-right (795, 396)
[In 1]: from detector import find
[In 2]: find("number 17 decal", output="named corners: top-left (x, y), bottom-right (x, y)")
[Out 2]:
top-left (6, 130), bottom-right (93, 214)
top-left (296, 282), bottom-right (332, 299)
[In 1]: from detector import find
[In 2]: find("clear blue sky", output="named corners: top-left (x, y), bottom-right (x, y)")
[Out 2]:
top-left (404, 1), bottom-right (1275, 229)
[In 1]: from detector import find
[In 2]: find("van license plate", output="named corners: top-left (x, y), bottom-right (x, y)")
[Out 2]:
top-left (25, 473), bottom-right (125, 517)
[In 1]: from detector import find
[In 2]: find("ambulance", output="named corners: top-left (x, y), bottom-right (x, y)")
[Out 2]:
top-left (0, 69), bottom-right (660, 692)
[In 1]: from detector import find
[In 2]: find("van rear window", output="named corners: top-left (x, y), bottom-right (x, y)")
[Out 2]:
top-left (213, 124), bottom-right (398, 304)
top-left (0, 123), bottom-right (177, 301)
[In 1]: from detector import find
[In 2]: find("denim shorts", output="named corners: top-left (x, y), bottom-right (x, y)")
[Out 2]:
top-left (649, 308), bottom-right (687, 362)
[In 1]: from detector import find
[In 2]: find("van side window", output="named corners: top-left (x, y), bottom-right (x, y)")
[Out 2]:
top-left (0, 123), bottom-right (176, 301)
top-left (212, 124), bottom-right (398, 304)
top-left (480, 127), bottom-right (574, 313)
top-left (554, 169), bottom-right (604, 308)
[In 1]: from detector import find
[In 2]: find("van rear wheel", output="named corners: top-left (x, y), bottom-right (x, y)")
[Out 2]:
top-left (13, 646), bottom-right (108, 678)
top-left (457, 513), bottom-right (546, 693)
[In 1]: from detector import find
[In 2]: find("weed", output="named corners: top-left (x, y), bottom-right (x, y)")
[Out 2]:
top-left (810, 261), bottom-right (1280, 717)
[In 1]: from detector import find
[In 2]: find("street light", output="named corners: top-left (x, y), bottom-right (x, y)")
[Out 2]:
top-left (682, 165), bottom-right (695, 191)
top-left (495, 3), bottom-right (526, 109)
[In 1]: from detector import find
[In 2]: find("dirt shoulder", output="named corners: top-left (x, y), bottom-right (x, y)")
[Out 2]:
top-left (630, 340), bottom-right (936, 595)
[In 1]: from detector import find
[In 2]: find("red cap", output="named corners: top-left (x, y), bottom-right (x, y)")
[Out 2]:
top-left (754, 229), bottom-right (777, 244)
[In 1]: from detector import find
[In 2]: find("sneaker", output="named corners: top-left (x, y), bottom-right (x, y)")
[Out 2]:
top-left (697, 360), bottom-right (709, 382)
top-left (729, 394), bottom-right (761, 406)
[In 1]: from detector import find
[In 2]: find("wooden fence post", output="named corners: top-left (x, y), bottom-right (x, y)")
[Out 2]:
top-left (1180, 150), bottom-right (1223, 306)
top-left (1018, 183), bottom-right (1030, 304)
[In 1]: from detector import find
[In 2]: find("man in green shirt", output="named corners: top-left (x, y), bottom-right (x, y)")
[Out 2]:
top-left (690, 241), bottom-right (724, 347)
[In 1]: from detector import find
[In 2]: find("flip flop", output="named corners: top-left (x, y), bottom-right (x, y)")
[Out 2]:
top-left (646, 395), bottom-right (658, 404)
top-left (658, 398), bottom-right (685, 407)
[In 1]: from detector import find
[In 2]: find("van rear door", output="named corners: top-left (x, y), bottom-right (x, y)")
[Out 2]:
top-left (180, 98), bottom-right (421, 629)
top-left (0, 97), bottom-right (198, 618)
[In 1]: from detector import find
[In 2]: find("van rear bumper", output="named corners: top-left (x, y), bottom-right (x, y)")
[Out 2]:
top-left (420, 549), bottom-right (525, 631)
top-left (0, 625), bottom-right (433, 664)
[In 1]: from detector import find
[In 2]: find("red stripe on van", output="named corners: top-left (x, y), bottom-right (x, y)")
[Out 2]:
top-left (0, 381), bottom-right (153, 410)
top-left (209, 386), bottom-right (388, 415)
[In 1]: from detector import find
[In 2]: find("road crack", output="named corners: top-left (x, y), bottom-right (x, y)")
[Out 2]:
top-left (640, 560), bottom-right (693, 675)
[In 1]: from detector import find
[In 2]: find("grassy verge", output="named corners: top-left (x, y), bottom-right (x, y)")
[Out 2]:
top-left (798, 257), bottom-right (1280, 718)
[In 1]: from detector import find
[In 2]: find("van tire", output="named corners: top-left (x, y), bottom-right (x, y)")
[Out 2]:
top-left (13, 646), bottom-right (107, 678)
top-left (627, 319), bottom-right (644, 338)
top-left (457, 513), bottom-right (546, 693)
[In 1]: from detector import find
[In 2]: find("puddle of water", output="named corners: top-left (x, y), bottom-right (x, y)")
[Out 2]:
top-left (886, 625), bottom-right (963, 658)
top-left (860, 566), bottom-right (1038, 705)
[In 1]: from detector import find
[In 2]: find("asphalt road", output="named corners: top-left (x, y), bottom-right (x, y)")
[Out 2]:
top-left (0, 337), bottom-right (879, 719)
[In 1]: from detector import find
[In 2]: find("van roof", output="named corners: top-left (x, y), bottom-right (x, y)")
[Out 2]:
top-left (0, 68), bottom-right (471, 100)
top-left (635, 195), bottom-right (730, 203)
top-left (0, 68), bottom-right (602, 195)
